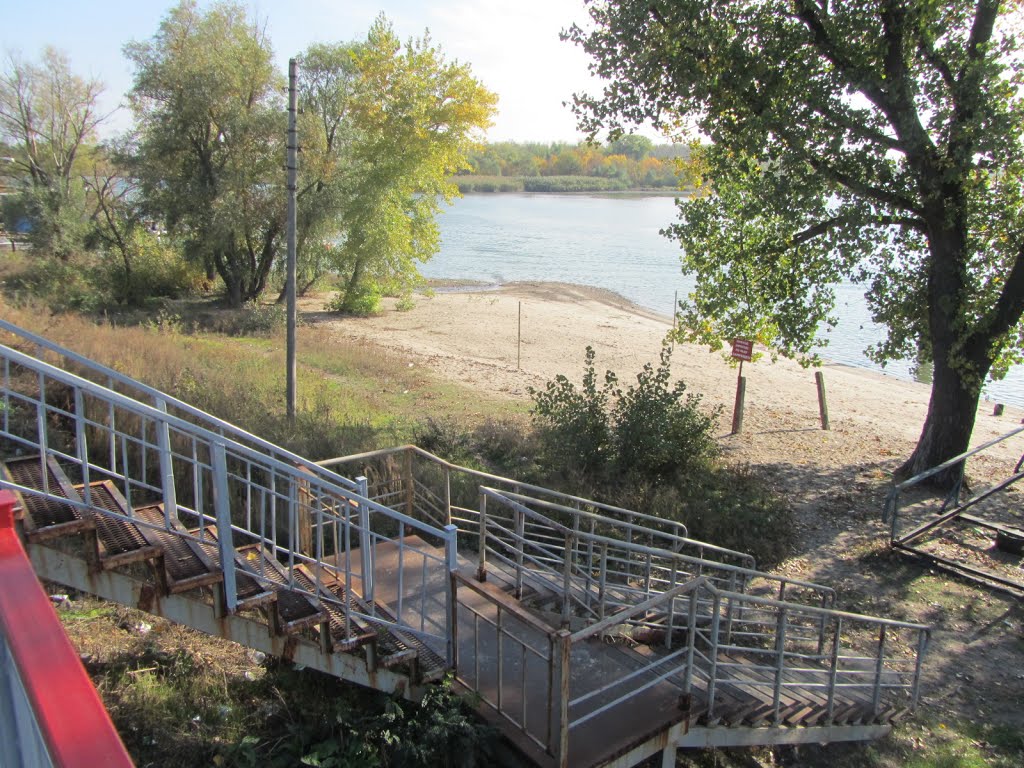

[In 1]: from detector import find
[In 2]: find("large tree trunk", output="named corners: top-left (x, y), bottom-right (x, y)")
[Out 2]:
top-left (898, 355), bottom-right (985, 489)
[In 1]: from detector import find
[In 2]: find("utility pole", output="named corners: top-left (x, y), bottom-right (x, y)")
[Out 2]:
top-left (286, 58), bottom-right (298, 423)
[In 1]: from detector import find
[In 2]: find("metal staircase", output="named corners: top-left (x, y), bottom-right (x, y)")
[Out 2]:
top-left (0, 319), bottom-right (929, 768)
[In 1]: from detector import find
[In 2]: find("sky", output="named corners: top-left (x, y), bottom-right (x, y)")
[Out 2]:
top-left (0, 0), bottom-right (653, 144)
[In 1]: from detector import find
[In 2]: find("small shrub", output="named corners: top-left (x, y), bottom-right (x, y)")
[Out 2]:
top-left (530, 346), bottom-right (615, 476)
top-left (223, 302), bottom-right (288, 337)
top-left (327, 282), bottom-right (381, 316)
top-left (395, 294), bottom-right (416, 312)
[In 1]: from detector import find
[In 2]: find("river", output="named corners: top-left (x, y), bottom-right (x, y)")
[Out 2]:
top-left (423, 192), bottom-right (1024, 407)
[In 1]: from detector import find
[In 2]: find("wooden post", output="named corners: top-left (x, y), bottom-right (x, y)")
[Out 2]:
top-left (731, 361), bottom-right (746, 435)
top-left (815, 371), bottom-right (830, 430)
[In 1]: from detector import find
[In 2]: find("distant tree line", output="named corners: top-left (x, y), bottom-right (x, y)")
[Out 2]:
top-left (457, 137), bottom-right (694, 192)
top-left (0, 0), bottom-right (496, 312)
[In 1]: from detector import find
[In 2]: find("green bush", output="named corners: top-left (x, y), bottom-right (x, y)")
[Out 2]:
top-left (103, 230), bottom-right (204, 306)
top-left (530, 344), bottom-right (719, 484)
top-left (327, 282), bottom-right (381, 316)
top-left (530, 346), bottom-right (614, 476)
top-left (527, 345), bottom-right (793, 566)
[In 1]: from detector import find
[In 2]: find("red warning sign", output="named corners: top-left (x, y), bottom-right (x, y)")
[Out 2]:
top-left (731, 338), bottom-right (754, 362)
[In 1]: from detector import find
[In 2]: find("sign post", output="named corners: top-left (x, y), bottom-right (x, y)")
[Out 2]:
top-left (730, 338), bottom-right (753, 434)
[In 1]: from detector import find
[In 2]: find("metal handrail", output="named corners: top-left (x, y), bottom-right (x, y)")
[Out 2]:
top-left (320, 443), bottom-right (705, 546)
top-left (0, 342), bottom-right (455, 653)
top-left (0, 317), bottom-right (359, 491)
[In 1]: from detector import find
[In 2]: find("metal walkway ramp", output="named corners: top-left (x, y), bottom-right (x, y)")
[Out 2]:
top-left (0, 319), bottom-right (929, 767)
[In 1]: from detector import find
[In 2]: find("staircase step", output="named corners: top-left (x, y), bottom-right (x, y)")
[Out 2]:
top-left (75, 481), bottom-right (164, 569)
top-left (293, 563), bottom-right (378, 652)
top-left (233, 543), bottom-right (328, 633)
top-left (2, 455), bottom-right (95, 541)
top-left (131, 504), bottom-right (224, 594)
top-left (191, 527), bottom-right (277, 611)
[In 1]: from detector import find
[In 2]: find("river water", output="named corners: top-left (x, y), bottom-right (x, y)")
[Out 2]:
top-left (423, 192), bottom-right (1024, 407)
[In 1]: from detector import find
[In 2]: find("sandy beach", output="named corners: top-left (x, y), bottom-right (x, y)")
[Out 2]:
top-left (302, 281), bottom-right (1024, 476)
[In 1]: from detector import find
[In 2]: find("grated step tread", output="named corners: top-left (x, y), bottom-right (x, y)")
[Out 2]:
top-left (74, 482), bottom-right (163, 568)
top-left (131, 504), bottom-right (223, 593)
top-left (2, 455), bottom-right (94, 539)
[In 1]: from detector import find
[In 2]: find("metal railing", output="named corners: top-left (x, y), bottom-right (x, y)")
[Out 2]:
top-left (0, 342), bottom-right (457, 660)
top-left (453, 560), bottom-right (928, 768)
top-left (0, 318), bottom-right (360, 494)
top-left (477, 487), bottom-right (836, 627)
top-left (884, 424), bottom-right (1024, 593)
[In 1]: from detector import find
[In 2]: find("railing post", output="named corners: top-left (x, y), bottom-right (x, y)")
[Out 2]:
top-left (683, 587), bottom-right (698, 694)
top-left (555, 629), bottom-right (571, 768)
top-left (477, 491), bottom-right (488, 582)
top-left (404, 448), bottom-right (414, 517)
top-left (597, 543), bottom-right (608, 620)
top-left (826, 618), bottom-right (842, 725)
top-left (356, 476), bottom-right (374, 607)
top-left (561, 533), bottom-right (573, 628)
top-left (706, 591), bottom-right (722, 721)
top-left (74, 388), bottom-right (92, 508)
top-left (514, 507), bottom-right (525, 598)
top-left (872, 625), bottom-right (887, 716)
top-left (443, 466), bottom-right (452, 527)
top-left (665, 560), bottom-right (678, 650)
top-left (211, 442), bottom-right (238, 614)
top-left (154, 397), bottom-right (177, 527)
top-left (772, 607), bottom-right (788, 725)
top-left (444, 524), bottom-right (459, 668)
top-left (912, 630), bottom-right (928, 709)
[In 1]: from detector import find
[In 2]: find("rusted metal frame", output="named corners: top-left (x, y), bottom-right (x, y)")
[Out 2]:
top-left (452, 588), bottom-right (552, 750)
top-left (894, 541), bottom-right (1024, 592)
top-left (896, 470), bottom-right (1024, 547)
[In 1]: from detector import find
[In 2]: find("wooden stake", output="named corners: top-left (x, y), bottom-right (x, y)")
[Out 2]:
top-left (816, 371), bottom-right (830, 430)
top-left (731, 362), bottom-right (746, 435)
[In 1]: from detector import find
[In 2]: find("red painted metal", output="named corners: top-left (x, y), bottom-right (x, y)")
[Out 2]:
top-left (0, 490), bottom-right (134, 767)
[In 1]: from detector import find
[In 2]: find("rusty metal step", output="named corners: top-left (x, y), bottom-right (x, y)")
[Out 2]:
top-left (303, 563), bottom-right (425, 673)
top-left (190, 526), bottom-right (276, 611)
top-left (233, 543), bottom-right (328, 634)
top-left (2, 455), bottom-right (95, 541)
top-left (131, 504), bottom-right (224, 594)
top-left (293, 564), bottom-right (378, 653)
top-left (76, 481), bottom-right (164, 570)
